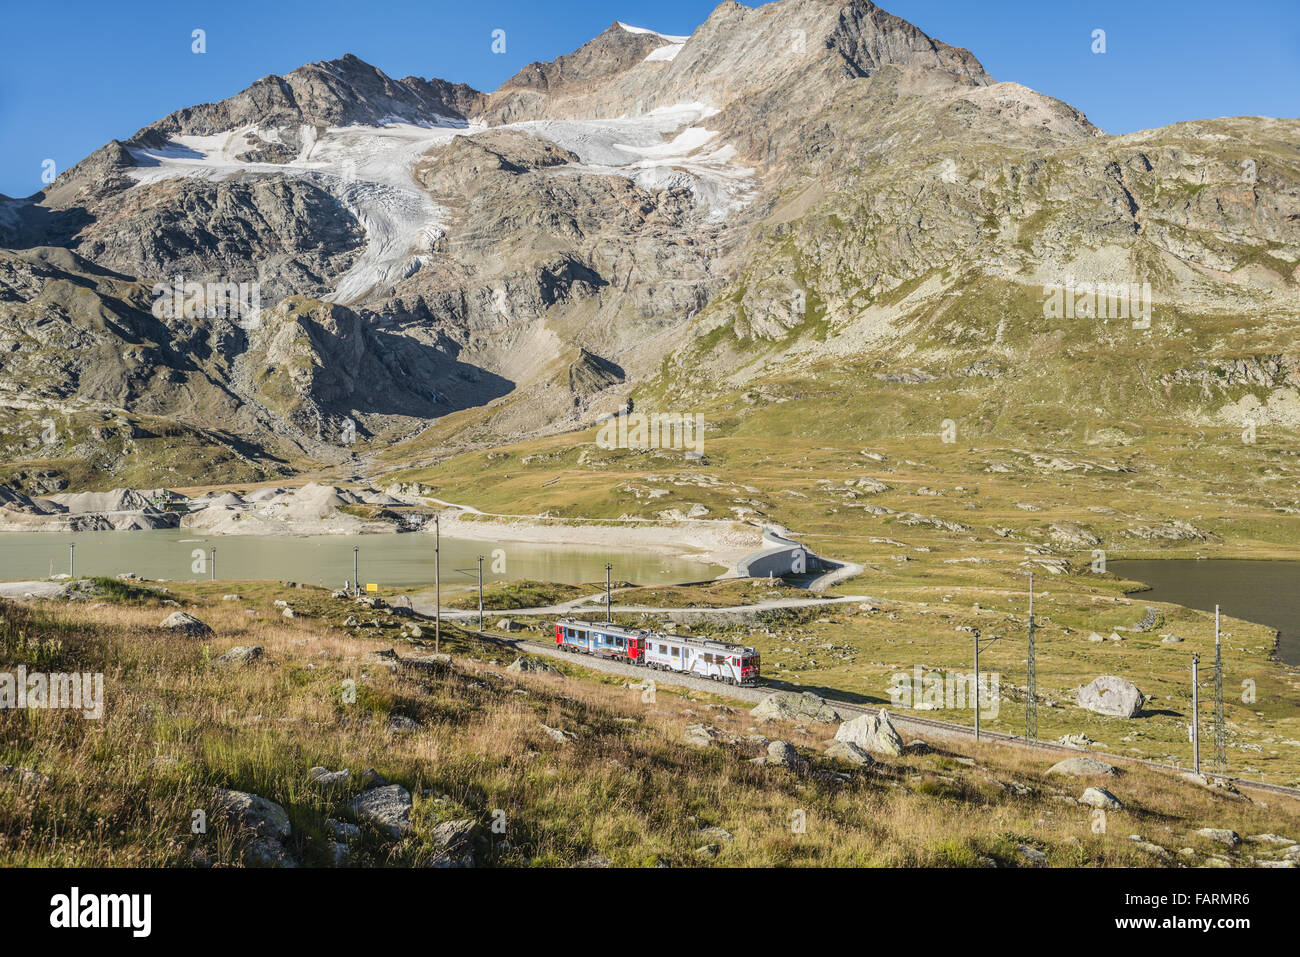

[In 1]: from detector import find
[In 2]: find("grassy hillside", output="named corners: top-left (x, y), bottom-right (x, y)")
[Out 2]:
top-left (2, 583), bottom-right (1298, 867)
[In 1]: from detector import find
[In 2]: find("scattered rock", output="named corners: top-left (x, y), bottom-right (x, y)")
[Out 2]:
top-left (0, 765), bottom-right (48, 790)
top-left (359, 768), bottom-right (389, 789)
top-left (1017, 844), bottom-right (1048, 867)
top-left (1194, 827), bottom-right (1241, 847)
top-left (387, 715), bottom-right (419, 734)
top-left (1080, 787), bottom-right (1124, 810)
top-left (824, 740), bottom-right (877, 767)
top-left (1047, 756), bottom-right (1117, 777)
top-left (325, 816), bottom-right (361, 842)
top-left (1182, 772), bottom-right (1247, 800)
top-left (427, 819), bottom-right (477, 868)
top-left (211, 788), bottom-right (291, 841)
top-left (693, 826), bottom-right (734, 844)
top-left (682, 723), bottom-right (730, 748)
top-left (214, 645), bottom-right (263, 667)
top-left (1131, 839), bottom-right (1172, 860)
top-left (1058, 733), bottom-right (1099, 749)
top-left (160, 611), bottom-right (212, 637)
top-left (364, 648), bottom-right (400, 672)
top-left (349, 784), bottom-right (412, 839)
top-left (212, 787), bottom-right (294, 865)
top-left (400, 653), bottom-right (451, 674)
top-left (310, 767), bottom-right (351, 789)
top-left (766, 740), bottom-right (805, 769)
top-left (245, 836), bottom-right (297, 867)
top-left (540, 724), bottom-right (575, 743)
top-left (507, 656), bottom-right (560, 675)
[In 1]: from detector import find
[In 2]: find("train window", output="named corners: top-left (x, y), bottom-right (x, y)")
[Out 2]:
top-left (672, 647), bottom-right (680, 656)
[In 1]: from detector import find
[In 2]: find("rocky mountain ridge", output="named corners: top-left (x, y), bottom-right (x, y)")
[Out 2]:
top-left (1, 0), bottom-right (1296, 492)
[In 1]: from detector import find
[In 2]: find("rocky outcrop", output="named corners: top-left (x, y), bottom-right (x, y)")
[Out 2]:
top-left (2, 0), bottom-right (1297, 488)
top-left (133, 53), bottom-right (484, 142)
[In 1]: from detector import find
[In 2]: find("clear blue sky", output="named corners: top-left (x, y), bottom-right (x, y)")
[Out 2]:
top-left (1, 0), bottom-right (1297, 197)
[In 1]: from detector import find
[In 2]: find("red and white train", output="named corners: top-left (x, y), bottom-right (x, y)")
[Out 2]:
top-left (554, 617), bottom-right (761, 686)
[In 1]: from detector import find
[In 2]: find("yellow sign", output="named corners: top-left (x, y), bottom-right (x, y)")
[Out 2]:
top-left (365, 583), bottom-right (379, 593)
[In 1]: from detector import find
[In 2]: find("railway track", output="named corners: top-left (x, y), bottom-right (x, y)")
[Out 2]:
top-left (469, 629), bottom-right (1300, 802)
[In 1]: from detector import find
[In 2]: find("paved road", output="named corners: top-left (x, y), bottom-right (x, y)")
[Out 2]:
top-left (0, 581), bottom-right (69, 599)
top-left (411, 593), bottom-right (869, 621)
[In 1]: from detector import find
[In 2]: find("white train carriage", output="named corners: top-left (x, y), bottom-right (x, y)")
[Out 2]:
top-left (555, 618), bottom-right (649, 664)
top-left (642, 632), bottom-right (761, 686)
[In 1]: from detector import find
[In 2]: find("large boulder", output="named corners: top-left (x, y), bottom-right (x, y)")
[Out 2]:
top-left (749, 691), bottom-right (846, 724)
top-left (833, 709), bottom-right (904, 756)
top-left (1077, 676), bottom-right (1144, 718)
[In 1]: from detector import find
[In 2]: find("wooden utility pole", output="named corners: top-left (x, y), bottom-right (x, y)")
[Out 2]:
top-left (477, 554), bottom-right (484, 633)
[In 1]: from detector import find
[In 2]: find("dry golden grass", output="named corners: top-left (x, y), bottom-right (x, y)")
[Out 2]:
top-left (2, 585), bottom-right (1299, 868)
